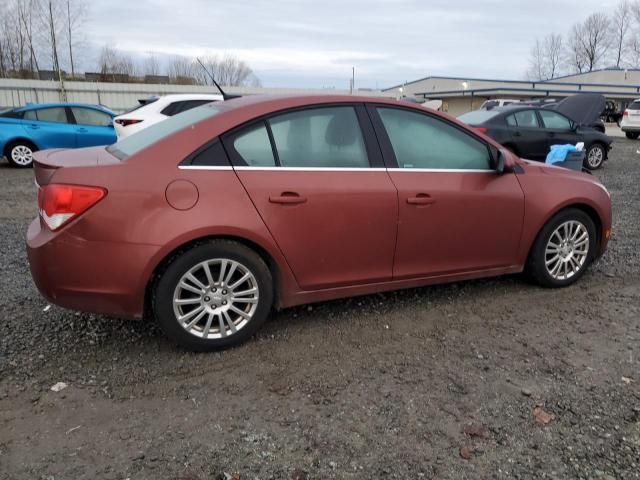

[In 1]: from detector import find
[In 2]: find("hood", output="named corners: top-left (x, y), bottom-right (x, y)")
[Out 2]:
top-left (544, 93), bottom-right (606, 126)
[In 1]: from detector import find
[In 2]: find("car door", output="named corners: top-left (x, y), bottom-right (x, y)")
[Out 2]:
top-left (537, 109), bottom-right (578, 149)
top-left (22, 107), bottom-right (77, 149)
top-left (69, 107), bottom-right (117, 147)
top-left (506, 109), bottom-right (549, 160)
top-left (224, 105), bottom-right (398, 290)
top-left (369, 105), bottom-right (525, 279)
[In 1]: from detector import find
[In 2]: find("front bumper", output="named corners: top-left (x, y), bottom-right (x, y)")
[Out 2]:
top-left (26, 218), bottom-right (161, 319)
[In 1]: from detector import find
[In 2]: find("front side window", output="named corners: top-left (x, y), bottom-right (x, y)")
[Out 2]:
top-left (377, 107), bottom-right (491, 170)
top-left (506, 114), bottom-right (517, 127)
top-left (513, 110), bottom-right (540, 128)
top-left (269, 106), bottom-right (369, 168)
top-left (71, 108), bottom-right (112, 126)
top-left (32, 107), bottom-right (68, 123)
top-left (539, 110), bottom-right (572, 130)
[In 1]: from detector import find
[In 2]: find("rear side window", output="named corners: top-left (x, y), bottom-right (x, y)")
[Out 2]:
top-left (506, 115), bottom-right (517, 126)
top-left (108, 104), bottom-right (225, 159)
top-left (458, 110), bottom-right (500, 125)
top-left (378, 107), bottom-right (491, 170)
top-left (28, 107), bottom-right (68, 123)
top-left (513, 110), bottom-right (540, 128)
top-left (162, 100), bottom-right (214, 116)
top-left (628, 101), bottom-right (640, 110)
top-left (269, 106), bottom-right (369, 168)
top-left (71, 107), bottom-right (112, 126)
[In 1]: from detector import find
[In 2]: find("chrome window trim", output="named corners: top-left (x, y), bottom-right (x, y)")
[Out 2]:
top-left (178, 165), bottom-right (495, 173)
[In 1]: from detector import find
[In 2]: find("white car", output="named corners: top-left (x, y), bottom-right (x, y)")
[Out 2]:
top-left (113, 94), bottom-right (223, 138)
top-left (479, 99), bottom-right (520, 110)
top-left (620, 98), bottom-right (640, 139)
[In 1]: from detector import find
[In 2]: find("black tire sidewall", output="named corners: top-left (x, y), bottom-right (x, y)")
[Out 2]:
top-left (7, 141), bottom-right (36, 168)
top-left (154, 240), bottom-right (274, 351)
top-left (527, 208), bottom-right (597, 288)
top-left (625, 132), bottom-right (639, 140)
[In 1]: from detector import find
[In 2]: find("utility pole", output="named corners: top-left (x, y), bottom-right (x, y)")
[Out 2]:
top-left (350, 67), bottom-right (355, 94)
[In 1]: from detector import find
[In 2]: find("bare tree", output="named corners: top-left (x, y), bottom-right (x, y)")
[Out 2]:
top-left (18, 0), bottom-right (41, 76)
top-left (64, 0), bottom-right (86, 78)
top-left (196, 54), bottom-right (254, 86)
top-left (167, 55), bottom-right (197, 84)
top-left (143, 53), bottom-right (161, 76)
top-left (97, 45), bottom-right (136, 80)
top-left (612, 0), bottom-right (632, 68)
top-left (565, 23), bottom-right (588, 74)
top-left (581, 13), bottom-right (611, 71)
top-left (526, 34), bottom-right (562, 80)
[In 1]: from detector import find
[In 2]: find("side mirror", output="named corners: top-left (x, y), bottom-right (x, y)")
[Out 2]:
top-left (495, 150), bottom-right (505, 174)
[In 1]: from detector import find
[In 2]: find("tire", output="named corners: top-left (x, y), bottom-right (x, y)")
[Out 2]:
top-left (153, 240), bottom-right (274, 351)
top-left (526, 208), bottom-right (597, 288)
top-left (625, 131), bottom-right (639, 140)
top-left (6, 140), bottom-right (37, 168)
top-left (585, 143), bottom-right (606, 170)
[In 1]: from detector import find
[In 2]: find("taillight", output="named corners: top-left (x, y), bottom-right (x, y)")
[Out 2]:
top-left (114, 118), bottom-right (142, 127)
top-left (473, 127), bottom-right (488, 134)
top-left (623, 110), bottom-right (628, 117)
top-left (38, 184), bottom-right (107, 231)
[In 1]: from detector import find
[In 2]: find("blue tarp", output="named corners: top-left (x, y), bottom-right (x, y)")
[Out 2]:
top-left (546, 144), bottom-right (578, 165)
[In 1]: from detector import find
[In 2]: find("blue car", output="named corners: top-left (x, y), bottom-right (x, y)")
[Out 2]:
top-left (0, 103), bottom-right (117, 168)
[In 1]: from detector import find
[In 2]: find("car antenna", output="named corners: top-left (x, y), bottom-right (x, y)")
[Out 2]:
top-left (195, 57), bottom-right (240, 100)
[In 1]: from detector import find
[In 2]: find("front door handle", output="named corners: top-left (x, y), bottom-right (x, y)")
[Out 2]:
top-left (407, 193), bottom-right (435, 206)
top-left (269, 192), bottom-right (307, 205)
top-left (76, 127), bottom-right (89, 133)
top-left (513, 131), bottom-right (521, 137)
top-left (28, 124), bottom-right (39, 130)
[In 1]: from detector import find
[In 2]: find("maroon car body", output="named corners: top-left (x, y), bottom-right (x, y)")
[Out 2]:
top-left (27, 95), bottom-right (612, 350)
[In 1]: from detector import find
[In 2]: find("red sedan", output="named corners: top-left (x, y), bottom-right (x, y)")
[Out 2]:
top-left (27, 95), bottom-right (612, 350)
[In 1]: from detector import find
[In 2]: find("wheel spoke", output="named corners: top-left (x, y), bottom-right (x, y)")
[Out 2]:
top-left (179, 281), bottom-right (203, 295)
top-left (233, 287), bottom-right (258, 297)
top-left (175, 297), bottom-right (201, 305)
top-left (217, 313), bottom-right (227, 337)
top-left (232, 297), bottom-right (258, 304)
top-left (545, 255), bottom-right (560, 266)
top-left (201, 312), bottom-right (214, 338)
top-left (223, 310), bottom-right (237, 333)
top-left (229, 305), bottom-right (250, 319)
top-left (185, 272), bottom-right (207, 290)
top-left (229, 272), bottom-right (251, 290)
top-left (217, 260), bottom-right (228, 284)
top-left (202, 262), bottom-right (215, 288)
top-left (223, 262), bottom-right (238, 286)
top-left (182, 307), bottom-right (206, 329)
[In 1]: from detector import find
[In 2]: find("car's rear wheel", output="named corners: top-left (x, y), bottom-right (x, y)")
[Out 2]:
top-left (153, 240), bottom-right (274, 351)
top-left (6, 141), bottom-right (37, 168)
top-left (625, 131), bottom-right (639, 140)
top-left (526, 208), bottom-right (597, 288)
top-left (585, 143), bottom-right (605, 170)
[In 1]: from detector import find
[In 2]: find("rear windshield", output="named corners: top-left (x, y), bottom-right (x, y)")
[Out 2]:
top-left (628, 101), bottom-right (640, 110)
top-left (458, 110), bottom-right (501, 125)
top-left (108, 104), bottom-right (225, 159)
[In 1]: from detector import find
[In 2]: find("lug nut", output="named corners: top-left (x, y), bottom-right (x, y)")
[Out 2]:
top-left (204, 296), bottom-right (210, 302)
top-left (222, 301), bottom-right (227, 305)
top-left (212, 288), bottom-right (217, 293)
top-left (222, 290), bottom-right (227, 294)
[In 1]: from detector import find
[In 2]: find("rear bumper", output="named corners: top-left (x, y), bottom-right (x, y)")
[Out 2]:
top-left (26, 218), bottom-right (160, 319)
top-left (620, 124), bottom-right (640, 132)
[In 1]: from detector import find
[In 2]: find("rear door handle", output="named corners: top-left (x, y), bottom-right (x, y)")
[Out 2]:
top-left (513, 131), bottom-right (521, 137)
top-left (28, 124), bottom-right (39, 130)
top-left (269, 192), bottom-right (307, 205)
top-left (76, 127), bottom-right (89, 133)
top-left (407, 193), bottom-right (435, 205)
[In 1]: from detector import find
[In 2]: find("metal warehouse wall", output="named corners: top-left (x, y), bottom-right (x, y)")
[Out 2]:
top-left (0, 79), bottom-right (391, 112)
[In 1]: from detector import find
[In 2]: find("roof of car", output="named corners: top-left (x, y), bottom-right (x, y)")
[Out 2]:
top-left (15, 102), bottom-right (115, 113)
top-left (155, 94), bottom-right (224, 101)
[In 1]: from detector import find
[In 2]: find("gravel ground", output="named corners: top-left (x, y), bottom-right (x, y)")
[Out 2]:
top-left (0, 143), bottom-right (639, 480)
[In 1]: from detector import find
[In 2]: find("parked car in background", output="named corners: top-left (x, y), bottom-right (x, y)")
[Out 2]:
top-left (113, 94), bottom-right (223, 138)
top-left (27, 95), bottom-right (611, 350)
top-left (620, 98), bottom-right (640, 139)
top-left (0, 103), bottom-right (116, 168)
top-left (480, 99), bottom-right (519, 110)
top-left (458, 95), bottom-right (612, 170)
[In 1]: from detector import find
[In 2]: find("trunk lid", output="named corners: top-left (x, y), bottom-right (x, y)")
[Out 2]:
top-left (33, 147), bottom-right (120, 186)
top-left (545, 93), bottom-right (606, 126)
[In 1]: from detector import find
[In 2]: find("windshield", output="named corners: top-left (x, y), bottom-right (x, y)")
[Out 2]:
top-left (458, 110), bottom-right (501, 125)
top-left (108, 104), bottom-right (225, 159)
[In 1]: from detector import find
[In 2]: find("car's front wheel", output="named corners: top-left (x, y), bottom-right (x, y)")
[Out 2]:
top-left (625, 131), bottom-right (639, 140)
top-left (585, 143), bottom-right (606, 170)
top-left (6, 141), bottom-right (37, 168)
top-left (153, 240), bottom-right (274, 351)
top-left (526, 208), bottom-right (597, 288)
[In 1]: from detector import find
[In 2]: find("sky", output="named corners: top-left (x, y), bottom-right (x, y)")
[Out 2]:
top-left (84, 0), bottom-right (621, 89)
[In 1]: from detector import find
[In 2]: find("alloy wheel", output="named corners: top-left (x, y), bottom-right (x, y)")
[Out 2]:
top-left (172, 258), bottom-right (259, 339)
top-left (11, 145), bottom-right (34, 166)
top-left (587, 145), bottom-right (604, 169)
top-left (544, 220), bottom-right (590, 281)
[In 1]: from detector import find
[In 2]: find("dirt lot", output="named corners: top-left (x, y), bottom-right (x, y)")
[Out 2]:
top-left (1, 142), bottom-right (639, 480)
